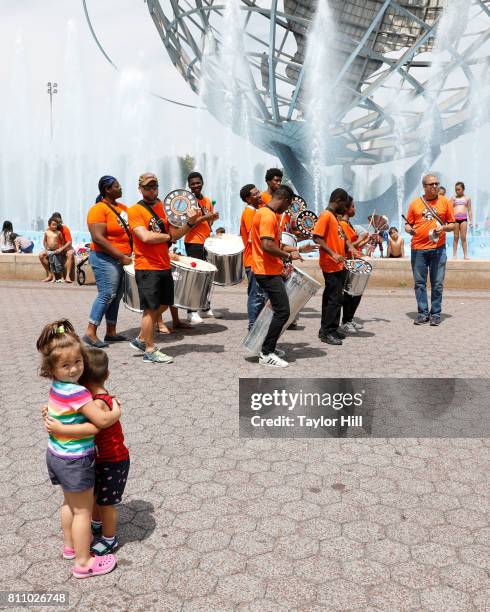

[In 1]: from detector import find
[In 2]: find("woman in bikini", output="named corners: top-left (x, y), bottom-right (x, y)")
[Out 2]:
top-left (451, 181), bottom-right (472, 260)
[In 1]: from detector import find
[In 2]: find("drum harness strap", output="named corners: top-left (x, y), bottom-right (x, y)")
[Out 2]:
top-left (138, 200), bottom-right (172, 246)
top-left (420, 196), bottom-right (445, 226)
top-left (103, 201), bottom-right (133, 251)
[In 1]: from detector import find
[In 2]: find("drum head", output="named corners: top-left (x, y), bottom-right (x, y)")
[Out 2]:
top-left (164, 190), bottom-right (197, 227)
top-left (281, 232), bottom-right (297, 247)
top-left (289, 195), bottom-right (307, 216)
top-left (204, 234), bottom-right (244, 255)
top-left (172, 255), bottom-right (217, 272)
top-left (296, 210), bottom-right (318, 237)
top-left (345, 258), bottom-right (372, 273)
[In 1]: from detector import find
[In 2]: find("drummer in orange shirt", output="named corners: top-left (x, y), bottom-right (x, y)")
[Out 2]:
top-left (405, 173), bottom-right (455, 326)
top-left (261, 168), bottom-right (283, 207)
top-left (239, 184), bottom-right (266, 330)
top-left (251, 185), bottom-right (301, 368)
top-left (339, 195), bottom-right (370, 333)
top-left (313, 188), bottom-right (358, 346)
top-left (185, 171), bottom-right (220, 324)
top-left (127, 173), bottom-right (199, 364)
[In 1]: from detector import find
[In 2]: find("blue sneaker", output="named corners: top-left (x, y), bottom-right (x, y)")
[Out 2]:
top-left (414, 314), bottom-right (430, 325)
top-left (130, 337), bottom-right (146, 352)
top-left (91, 536), bottom-right (119, 556)
top-left (143, 348), bottom-right (174, 364)
top-left (430, 316), bottom-right (441, 326)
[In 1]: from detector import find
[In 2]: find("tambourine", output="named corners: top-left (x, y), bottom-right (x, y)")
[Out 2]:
top-left (295, 210), bottom-right (318, 237)
top-left (289, 195), bottom-right (307, 217)
top-left (163, 190), bottom-right (198, 227)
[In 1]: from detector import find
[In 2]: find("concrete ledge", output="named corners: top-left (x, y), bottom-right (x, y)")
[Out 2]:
top-left (0, 253), bottom-right (95, 283)
top-left (1, 253), bottom-right (489, 289)
top-left (296, 258), bottom-right (490, 290)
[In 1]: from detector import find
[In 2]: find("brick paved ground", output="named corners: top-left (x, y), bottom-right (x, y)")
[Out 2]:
top-left (0, 280), bottom-right (489, 611)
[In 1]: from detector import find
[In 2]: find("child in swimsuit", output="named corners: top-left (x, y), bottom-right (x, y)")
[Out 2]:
top-left (451, 182), bottom-right (472, 259)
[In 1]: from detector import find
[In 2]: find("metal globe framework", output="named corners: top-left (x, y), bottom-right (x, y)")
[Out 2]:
top-left (146, 0), bottom-right (490, 206)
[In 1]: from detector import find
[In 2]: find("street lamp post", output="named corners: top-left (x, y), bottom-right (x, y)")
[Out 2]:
top-left (46, 82), bottom-right (58, 141)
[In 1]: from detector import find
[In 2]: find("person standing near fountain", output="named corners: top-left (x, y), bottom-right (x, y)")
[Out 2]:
top-left (239, 183), bottom-right (266, 331)
top-left (313, 189), bottom-right (355, 346)
top-left (128, 173), bottom-right (199, 363)
top-left (451, 181), bottom-right (473, 260)
top-left (39, 213), bottom-right (75, 282)
top-left (184, 171), bottom-right (220, 325)
top-left (405, 174), bottom-right (455, 326)
top-left (251, 184), bottom-right (300, 367)
top-left (83, 176), bottom-right (133, 348)
top-left (261, 168), bottom-right (283, 207)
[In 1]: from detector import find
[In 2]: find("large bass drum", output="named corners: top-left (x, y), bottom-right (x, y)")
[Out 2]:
top-left (172, 256), bottom-right (217, 310)
top-left (204, 234), bottom-right (244, 286)
top-left (123, 263), bottom-right (141, 312)
top-left (344, 258), bottom-right (372, 296)
top-left (243, 266), bottom-right (321, 355)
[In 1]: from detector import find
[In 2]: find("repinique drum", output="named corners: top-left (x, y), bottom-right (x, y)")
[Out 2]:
top-left (172, 256), bottom-right (217, 310)
top-left (123, 263), bottom-right (142, 312)
top-left (281, 232), bottom-right (297, 248)
top-left (204, 234), bottom-right (244, 286)
top-left (344, 258), bottom-right (372, 296)
top-left (295, 210), bottom-right (318, 238)
top-left (243, 266), bottom-right (321, 355)
top-left (163, 189), bottom-right (197, 227)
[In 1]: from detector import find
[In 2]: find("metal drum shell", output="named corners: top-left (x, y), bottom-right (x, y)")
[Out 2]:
top-left (243, 266), bottom-right (321, 355)
top-left (344, 258), bottom-right (372, 297)
top-left (204, 236), bottom-right (244, 286)
top-left (172, 257), bottom-right (217, 310)
top-left (123, 264), bottom-right (142, 313)
top-left (281, 232), bottom-right (297, 248)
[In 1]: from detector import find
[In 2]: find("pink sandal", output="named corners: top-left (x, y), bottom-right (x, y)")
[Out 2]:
top-left (63, 546), bottom-right (75, 560)
top-left (72, 554), bottom-right (117, 579)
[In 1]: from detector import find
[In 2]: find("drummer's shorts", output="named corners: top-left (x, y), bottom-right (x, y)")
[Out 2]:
top-left (135, 269), bottom-right (174, 310)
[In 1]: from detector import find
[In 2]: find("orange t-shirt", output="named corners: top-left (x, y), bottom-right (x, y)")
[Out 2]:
top-left (313, 209), bottom-right (346, 273)
top-left (279, 211), bottom-right (292, 233)
top-left (127, 201), bottom-right (171, 271)
top-left (406, 195), bottom-right (455, 250)
top-left (60, 225), bottom-right (72, 245)
top-left (251, 206), bottom-right (283, 276)
top-left (339, 219), bottom-right (357, 244)
top-left (240, 205), bottom-right (257, 269)
top-left (261, 192), bottom-right (272, 207)
top-left (184, 196), bottom-right (213, 244)
top-left (87, 201), bottom-right (131, 255)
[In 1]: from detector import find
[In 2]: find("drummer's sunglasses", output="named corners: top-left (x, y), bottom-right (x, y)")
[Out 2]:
top-left (142, 183), bottom-right (159, 190)
top-left (424, 182), bottom-right (440, 187)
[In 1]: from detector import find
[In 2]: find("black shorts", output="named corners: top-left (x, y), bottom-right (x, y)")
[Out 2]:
top-left (95, 458), bottom-right (130, 506)
top-left (135, 269), bottom-right (174, 310)
top-left (184, 242), bottom-right (206, 261)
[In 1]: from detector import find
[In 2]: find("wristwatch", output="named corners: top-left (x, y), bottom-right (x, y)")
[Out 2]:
top-left (186, 221), bottom-right (195, 228)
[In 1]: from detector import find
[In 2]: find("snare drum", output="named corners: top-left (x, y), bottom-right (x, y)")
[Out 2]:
top-left (344, 258), bottom-right (372, 296)
top-left (123, 263), bottom-right (142, 312)
top-left (281, 232), bottom-right (297, 248)
top-left (171, 256), bottom-right (217, 310)
top-left (204, 235), bottom-right (244, 286)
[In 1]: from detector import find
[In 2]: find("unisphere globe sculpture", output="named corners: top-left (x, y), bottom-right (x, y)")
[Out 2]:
top-left (146, 0), bottom-right (490, 211)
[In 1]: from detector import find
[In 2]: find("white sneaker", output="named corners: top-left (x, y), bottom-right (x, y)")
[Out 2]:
top-left (200, 309), bottom-right (214, 318)
top-left (188, 312), bottom-right (203, 325)
top-left (274, 349), bottom-right (286, 358)
top-left (342, 322), bottom-right (358, 333)
top-left (259, 352), bottom-right (288, 368)
top-left (352, 321), bottom-right (364, 330)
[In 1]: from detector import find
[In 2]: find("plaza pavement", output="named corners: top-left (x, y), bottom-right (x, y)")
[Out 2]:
top-left (0, 279), bottom-right (489, 611)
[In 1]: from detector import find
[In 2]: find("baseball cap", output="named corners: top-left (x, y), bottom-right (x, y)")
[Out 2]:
top-left (139, 172), bottom-right (158, 187)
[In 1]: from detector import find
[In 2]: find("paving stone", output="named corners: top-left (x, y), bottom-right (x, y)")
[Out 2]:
top-left (420, 586), bottom-right (472, 611)
top-left (216, 573), bottom-right (265, 603)
top-left (167, 568), bottom-right (218, 600)
top-left (266, 576), bottom-right (317, 608)
top-left (199, 549), bottom-right (246, 576)
top-left (187, 528), bottom-right (231, 553)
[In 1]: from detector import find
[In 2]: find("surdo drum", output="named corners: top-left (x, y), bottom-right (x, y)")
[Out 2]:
top-left (243, 266), bottom-right (321, 355)
top-left (344, 258), bottom-right (372, 297)
top-left (163, 189), bottom-right (198, 227)
top-left (204, 234), bottom-right (244, 286)
top-left (123, 257), bottom-right (217, 313)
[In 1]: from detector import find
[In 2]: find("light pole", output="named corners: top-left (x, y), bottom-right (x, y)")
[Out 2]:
top-left (46, 82), bottom-right (58, 141)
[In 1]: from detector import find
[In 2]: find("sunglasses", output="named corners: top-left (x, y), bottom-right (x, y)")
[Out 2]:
top-left (424, 182), bottom-right (440, 187)
top-left (142, 184), bottom-right (159, 190)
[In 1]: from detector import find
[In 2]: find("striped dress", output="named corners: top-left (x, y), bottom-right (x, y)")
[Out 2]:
top-left (47, 381), bottom-right (95, 458)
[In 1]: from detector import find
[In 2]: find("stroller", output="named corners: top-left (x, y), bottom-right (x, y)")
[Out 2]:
top-left (75, 244), bottom-right (91, 285)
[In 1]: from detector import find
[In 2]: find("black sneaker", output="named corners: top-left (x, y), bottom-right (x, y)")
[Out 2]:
top-left (430, 316), bottom-right (441, 326)
top-left (334, 329), bottom-right (347, 339)
top-left (319, 333), bottom-right (342, 346)
top-left (414, 314), bottom-right (430, 325)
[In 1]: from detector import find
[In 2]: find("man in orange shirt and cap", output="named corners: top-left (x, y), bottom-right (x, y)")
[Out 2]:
top-left (405, 173), bottom-right (455, 326)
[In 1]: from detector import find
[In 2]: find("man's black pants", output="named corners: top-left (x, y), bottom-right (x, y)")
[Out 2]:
top-left (255, 274), bottom-right (290, 355)
top-left (321, 270), bottom-right (347, 335)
